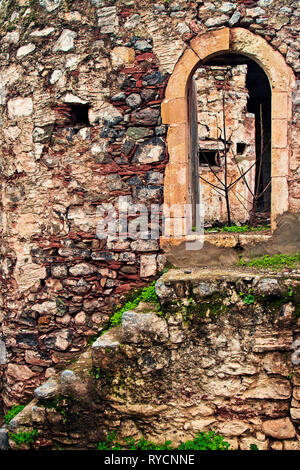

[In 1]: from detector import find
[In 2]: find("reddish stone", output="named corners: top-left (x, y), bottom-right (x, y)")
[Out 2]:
top-left (136, 53), bottom-right (157, 62)
top-left (119, 9), bottom-right (134, 17)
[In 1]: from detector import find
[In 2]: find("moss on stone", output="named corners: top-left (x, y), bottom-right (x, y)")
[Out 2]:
top-left (186, 292), bottom-right (228, 321)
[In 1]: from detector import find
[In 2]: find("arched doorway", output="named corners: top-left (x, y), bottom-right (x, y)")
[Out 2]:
top-left (161, 28), bottom-right (295, 244)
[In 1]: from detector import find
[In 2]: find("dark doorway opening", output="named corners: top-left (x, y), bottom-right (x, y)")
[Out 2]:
top-left (201, 53), bottom-right (271, 226)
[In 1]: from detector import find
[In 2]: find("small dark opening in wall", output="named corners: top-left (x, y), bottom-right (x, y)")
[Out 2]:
top-left (54, 103), bottom-right (91, 130)
top-left (69, 104), bottom-right (90, 128)
top-left (237, 143), bottom-right (247, 155)
top-left (199, 149), bottom-right (220, 166)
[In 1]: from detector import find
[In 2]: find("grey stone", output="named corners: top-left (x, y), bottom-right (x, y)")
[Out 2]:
top-left (246, 7), bottom-right (265, 18)
top-left (278, 6), bottom-right (292, 14)
top-left (132, 137), bottom-right (165, 163)
top-left (51, 264), bottom-right (68, 279)
top-left (119, 252), bottom-right (135, 262)
top-left (219, 2), bottom-right (236, 14)
top-left (145, 171), bottom-right (163, 185)
top-left (0, 340), bottom-right (7, 364)
top-left (16, 332), bottom-right (39, 348)
top-left (91, 251), bottom-right (118, 261)
top-left (130, 239), bottom-right (159, 252)
top-left (131, 108), bottom-right (160, 126)
top-left (69, 263), bottom-right (97, 276)
top-left (90, 0), bottom-right (104, 6)
top-left (61, 369), bottom-right (76, 385)
top-left (132, 185), bottom-right (163, 201)
top-left (124, 14), bottom-right (140, 29)
top-left (170, 5), bottom-right (182, 12)
top-left (32, 126), bottom-right (53, 143)
top-left (228, 11), bottom-right (241, 27)
top-left (107, 174), bottom-right (126, 190)
top-left (155, 125), bottom-right (167, 136)
top-left (143, 71), bottom-right (166, 85)
top-left (0, 427), bottom-right (9, 450)
top-left (252, 277), bottom-right (280, 296)
top-left (126, 93), bottom-right (142, 108)
top-left (134, 40), bottom-right (152, 52)
top-left (58, 247), bottom-right (91, 258)
top-left (2, 31), bottom-right (20, 44)
top-left (121, 310), bottom-right (168, 344)
top-left (194, 282), bottom-right (219, 297)
top-left (53, 29), bottom-right (77, 52)
top-left (34, 377), bottom-right (60, 400)
top-left (111, 92), bottom-right (126, 102)
top-left (126, 127), bottom-right (153, 140)
top-left (122, 139), bottom-right (135, 156)
top-left (205, 15), bottom-right (229, 28)
top-left (103, 107), bottom-right (123, 127)
top-left (154, 3), bottom-right (165, 11)
top-left (155, 280), bottom-right (176, 304)
top-left (44, 329), bottom-right (73, 351)
top-left (70, 278), bottom-right (91, 295)
top-left (92, 331), bottom-right (120, 350)
top-left (170, 11), bottom-right (185, 18)
top-left (257, 0), bottom-right (273, 5)
top-left (39, 0), bottom-right (62, 12)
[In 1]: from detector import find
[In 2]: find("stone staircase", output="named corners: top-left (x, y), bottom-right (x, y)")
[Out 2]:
top-left (1, 267), bottom-right (300, 450)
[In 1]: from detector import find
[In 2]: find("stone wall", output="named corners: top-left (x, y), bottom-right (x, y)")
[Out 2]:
top-left (0, 0), bottom-right (299, 409)
top-left (2, 268), bottom-right (300, 451)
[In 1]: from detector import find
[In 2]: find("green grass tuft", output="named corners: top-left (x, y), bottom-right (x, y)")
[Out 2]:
top-left (108, 281), bottom-right (162, 329)
top-left (205, 224), bottom-right (270, 233)
top-left (4, 404), bottom-right (26, 424)
top-left (238, 253), bottom-right (300, 270)
top-left (96, 430), bottom-right (230, 451)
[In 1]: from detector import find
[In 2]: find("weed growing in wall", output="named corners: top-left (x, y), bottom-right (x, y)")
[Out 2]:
top-left (96, 430), bottom-right (231, 451)
top-left (204, 224), bottom-right (270, 233)
top-left (9, 429), bottom-right (38, 447)
top-left (107, 281), bottom-right (162, 329)
top-left (41, 394), bottom-right (70, 424)
top-left (4, 404), bottom-right (26, 424)
top-left (238, 253), bottom-right (300, 270)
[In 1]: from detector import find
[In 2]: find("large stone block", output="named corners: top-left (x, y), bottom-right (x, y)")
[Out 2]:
top-left (121, 309), bottom-right (168, 344)
top-left (262, 417), bottom-right (296, 439)
top-left (7, 97), bottom-right (33, 118)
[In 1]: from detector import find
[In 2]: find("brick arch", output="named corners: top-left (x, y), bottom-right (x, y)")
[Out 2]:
top-left (161, 27), bottom-right (296, 241)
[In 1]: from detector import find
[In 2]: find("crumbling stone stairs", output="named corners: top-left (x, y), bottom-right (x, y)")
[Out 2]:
top-left (1, 267), bottom-right (300, 451)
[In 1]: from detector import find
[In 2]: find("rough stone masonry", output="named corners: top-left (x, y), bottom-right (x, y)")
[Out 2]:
top-left (0, 0), bottom-right (299, 445)
top-left (3, 268), bottom-right (300, 451)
